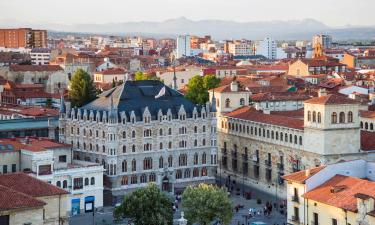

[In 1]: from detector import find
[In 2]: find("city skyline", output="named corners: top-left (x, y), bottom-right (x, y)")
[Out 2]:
top-left (0, 0), bottom-right (374, 27)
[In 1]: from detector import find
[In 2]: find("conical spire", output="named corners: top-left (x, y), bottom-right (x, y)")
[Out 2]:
top-left (108, 94), bottom-right (117, 121)
top-left (59, 94), bottom-right (66, 114)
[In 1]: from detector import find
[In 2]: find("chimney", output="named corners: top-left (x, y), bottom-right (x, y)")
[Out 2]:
top-left (318, 89), bottom-right (327, 97)
top-left (230, 81), bottom-right (238, 92)
top-left (305, 169), bottom-right (310, 177)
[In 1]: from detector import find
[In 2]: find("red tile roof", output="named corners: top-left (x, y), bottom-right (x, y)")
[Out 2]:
top-left (361, 130), bottom-right (375, 151)
top-left (360, 110), bottom-right (375, 118)
top-left (302, 175), bottom-right (375, 212)
top-left (224, 106), bottom-right (304, 130)
top-left (282, 166), bottom-right (326, 184)
top-left (304, 94), bottom-right (360, 105)
top-left (0, 185), bottom-right (46, 211)
top-left (0, 137), bottom-right (70, 152)
top-left (0, 173), bottom-right (68, 197)
top-left (10, 65), bottom-right (63, 72)
top-left (95, 68), bottom-right (125, 75)
top-left (251, 92), bottom-right (311, 102)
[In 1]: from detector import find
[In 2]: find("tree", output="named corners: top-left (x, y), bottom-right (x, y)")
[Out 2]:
top-left (134, 71), bottom-right (160, 81)
top-left (68, 69), bottom-right (98, 107)
top-left (114, 183), bottom-right (173, 225)
top-left (182, 183), bottom-right (233, 225)
top-left (185, 75), bottom-right (220, 105)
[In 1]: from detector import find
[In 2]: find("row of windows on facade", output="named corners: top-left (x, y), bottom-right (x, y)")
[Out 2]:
top-left (68, 125), bottom-right (210, 139)
top-left (116, 153), bottom-right (216, 174)
top-left (307, 111), bottom-right (353, 124)
top-left (67, 109), bottom-right (208, 123)
top-left (120, 167), bottom-right (209, 186)
top-left (222, 120), bottom-right (303, 146)
top-left (222, 98), bottom-right (247, 108)
top-left (56, 177), bottom-right (96, 190)
top-left (361, 121), bottom-right (375, 131)
top-left (72, 137), bottom-right (213, 154)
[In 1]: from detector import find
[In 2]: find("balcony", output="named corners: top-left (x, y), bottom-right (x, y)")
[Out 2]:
top-left (292, 195), bottom-right (299, 203)
top-left (264, 160), bottom-right (271, 167)
top-left (277, 163), bottom-right (284, 171)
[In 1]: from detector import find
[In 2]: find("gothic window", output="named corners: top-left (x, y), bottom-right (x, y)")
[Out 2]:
top-left (193, 168), bottom-right (199, 177)
top-left (132, 145), bottom-right (136, 152)
top-left (123, 145), bottom-right (126, 153)
top-left (317, 112), bottom-right (321, 123)
top-left (201, 167), bottom-right (207, 176)
top-left (184, 169), bottom-right (191, 178)
top-left (179, 154), bottom-right (187, 166)
top-left (168, 155), bottom-right (173, 167)
top-left (312, 111), bottom-right (316, 122)
top-left (132, 130), bottom-right (136, 138)
top-left (131, 175), bottom-right (137, 184)
top-left (131, 159), bottom-right (136, 171)
top-left (122, 160), bottom-right (127, 172)
top-left (194, 153), bottom-right (198, 165)
top-left (149, 173), bottom-right (156, 182)
top-left (121, 176), bottom-right (128, 185)
top-left (176, 170), bottom-right (182, 179)
top-left (122, 131), bottom-right (126, 139)
top-left (143, 157), bottom-right (153, 170)
top-left (159, 156), bottom-right (164, 168)
top-left (140, 174), bottom-right (147, 183)
top-left (202, 152), bottom-right (207, 164)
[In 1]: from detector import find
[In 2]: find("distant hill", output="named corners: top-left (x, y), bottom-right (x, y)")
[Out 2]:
top-left (1, 17), bottom-right (375, 40)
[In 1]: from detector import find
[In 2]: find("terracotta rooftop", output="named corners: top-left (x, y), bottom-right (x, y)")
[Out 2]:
top-left (304, 94), bottom-right (360, 105)
top-left (0, 137), bottom-right (70, 152)
top-left (251, 92), bottom-right (311, 102)
top-left (224, 106), bottom-right (304, 130)
top-left (302, 174), bottom-right (375, 212)
top-left (0, 173), bottom-right (68, 197)
top-left (0, 185), bottom-right (46, 211)
top-left (360, 110), bottom-right (375, 118)
top-left (95, 68), bottom-right (126, 75)
top-left (361, 130), bottom-right (375, 151)
top-left (282, 166), bottom-right (326, 184)
top-left (10, 65), bottom-right (63, 72)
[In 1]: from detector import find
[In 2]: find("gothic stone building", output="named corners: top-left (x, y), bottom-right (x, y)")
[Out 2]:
top-left (59, 80), bottom-right (218, 203)
top-left (218, 93), bottom-right (375, 197)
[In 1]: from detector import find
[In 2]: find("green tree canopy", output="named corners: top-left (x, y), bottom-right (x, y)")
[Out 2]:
top-left (135, 71), bottom-right (160, 81)
top-left (182, 183), bottom-right (233, 225)
top-left (185, 75), bottom-right (220, 104)
top-left (114, 183), bottom-right (173, 225)
top-left (68, 69), bottom-right (98, 107)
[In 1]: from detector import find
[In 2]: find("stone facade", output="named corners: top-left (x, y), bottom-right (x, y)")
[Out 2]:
top-left (0, 208), bottom-right (44, 225)
top-left (59, 80), bottom-right (218, 203)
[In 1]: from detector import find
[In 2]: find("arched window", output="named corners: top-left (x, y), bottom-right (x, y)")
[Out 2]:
top-left (122, 160), bottom-right (127, 172)
top-left (91, 177), bottom-right (95, 185)
top-left (240, 98), bottom-right (245, 106)
top-left (159, 156), bottom-right (164, 168)
top-left (361, 121), bottom-right (364, 129)
top-left (294, 135), bottom-right (297, 144)
top-left (159, 142), bottom-right (163, 150)
top-left (225, 98), bottom-right (230, 108)
top-left (84, 178), bottom-right (89, 186)
top-left (184, 169), bottom-right (191, 178)
top-left (122, 131), bottom-right (126, 139)
top-left (348, 111), bottom-right (353, 123)
top-left (131, 159), bottom-right (136, 171)
top-left (176, 170), bottom-right (182, 179)
top-left (56, 181), bottom-right (61, 187)
top-left (331, 112), bottom-right (337, 124)
top-left (140, 174), bottom-right (147, 183)
top-left (280, 132), bottom-right (283, 141)
top-left (193, 168), bottom-right (199, 177)
top-left (365, 122), bottom-right (369, 130)
top-left (289, 134), bottom-right (293, 143)
top-left (168, 155), bottom-right (173, 167)
top-left (149, 173), bottom-right (156, 182)
top-left (121, 176), bottom-right (128, 185)
top-left (317, 112), bottom-right (321, 123)
top-left (371, 123), bottom-right (374, 131)
top-left (339, 112), bottom-right (345, 123)
top-left (312, 111), bottom-right (316, 122)
top-left (131, 175), bottom-right (137, 184)
top-left (168, 128), bottom-right (172, 135)
top-left (194, 139), bottom-right (198, 147)
top-left (201, 167), bottom-right (207, 176)
top-left (132, 145), bottom-right (136, 152)
top-left (202, 139), bottom-right (206, 146)
top-left (299, 136), bottom-right (303, 145)
top-left (143, 157), bottom-right (153, 170)
top-left (132, 130), bottom-right (136, 138)
top-left (179, 154), bottom-right (188, 166)
top-left (63, 180), bottom-right (67, 188)
top-left (122, 145), bottom-right (126, 153)
top-left (194, 153), bottom-right (198, 165)
top-left (202, 152), bottom-right (207, 164)
top-left (307, 111), bottom-right (311, 121)
top-left (159, 129), bottom-right (163, 136)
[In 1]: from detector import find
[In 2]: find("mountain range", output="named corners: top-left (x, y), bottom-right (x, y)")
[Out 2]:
top-left (1, 17), bottom-right (375, 40)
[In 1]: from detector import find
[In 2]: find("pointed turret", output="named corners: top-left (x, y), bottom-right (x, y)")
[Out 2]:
top-left (59, 94), bottom-right (66, 114)
top-left (211, 90), bottom-right (217, 113)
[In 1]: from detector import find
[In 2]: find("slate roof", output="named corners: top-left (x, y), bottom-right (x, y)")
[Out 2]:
top-left (82, 80), bottom-right (202, 120)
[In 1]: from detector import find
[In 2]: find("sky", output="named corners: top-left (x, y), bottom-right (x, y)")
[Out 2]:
top-left (0, 0), bottom-right (374, 27)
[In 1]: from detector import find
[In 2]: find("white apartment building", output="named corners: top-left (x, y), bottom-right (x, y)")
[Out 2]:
top-left (228, 42), bottom-right (252, 56)
top-left (59, 80), bottom-right (218, 204)
top-left (257, 37), bottom-right (277, 60)
top-left (0, 137), bottom-right (104, 215)
top-left (30, 48), bottom-right (51, 65)
top-left (176, 35), bottom-right (191, 59)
